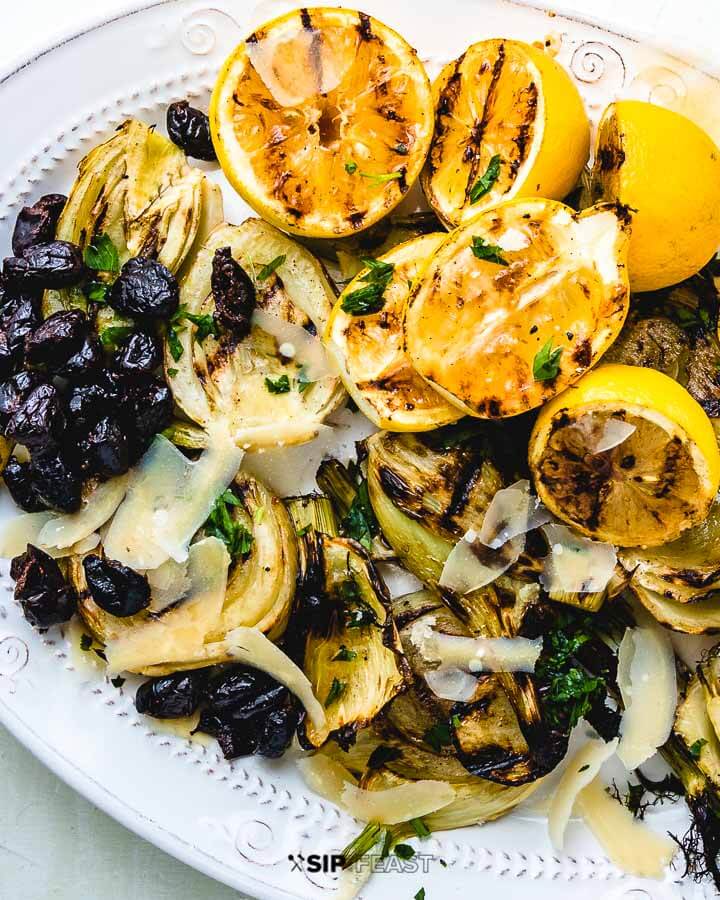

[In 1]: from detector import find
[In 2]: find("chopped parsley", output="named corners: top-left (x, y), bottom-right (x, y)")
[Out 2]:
top-left (532, 338), bottom-right (563, 381)
top-left (469, 154), bottom-right (502, 204)
top-left (332, 644), bottom-right (357, 662)
top-left (265, 374), bottom-right (291, 394)
top-left (423, 721), bottom-right (454, 752)
top-left (85, 281), bottom-right (109, 303)
top-left (167, 367), bottom-right (178, 378)
top-left (345, 161), bottom-right (358, 174)
top-left (341, 256), bottom-right (395, 316)
top-left (296, 523), bottom-right (312, 537)
top-left (257, 255), bottom-right (286, 282)
top-left (690, 738), bottom-right (708, 759)
top-left (324, 677), bottom-right (347, 707)
top-left (470, 235), bottom-right (508, 265)
top-left (394, 844), bottom-right (415, 860)
top-left (167, 326), bottom-right (184, 362)
top-left (84, 233), bottom-right (120, 273)
top-left (343, 477), bottom-right (378, 551)
top-left (296, 367), bottom-right (314, 393)
top-left (410, 818), bottom-right (431, 839)
top-left (99, 325), bottom-right (134, 351)
top-left (367, 744), bottom-right (402, 770)
top-left (415, 889), bottom-right (426, 900)
top-left (204, 488), bottom-right (254, 560)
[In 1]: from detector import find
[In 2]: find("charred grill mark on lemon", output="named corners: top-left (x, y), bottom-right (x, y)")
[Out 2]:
top-left (210, 8), bottom-right (434, 238)
top-left (421, 39), bottom-right (590, 227)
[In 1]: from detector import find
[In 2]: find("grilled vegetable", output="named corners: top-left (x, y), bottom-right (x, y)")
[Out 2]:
top-left (287, 495), bottom-right (408, 749)
top-left (165, 219), bottom-right (345, 450)
top-left (44, 119), bottom-right (222, 317)
top-left (631, 583), bottom-right (720, 634)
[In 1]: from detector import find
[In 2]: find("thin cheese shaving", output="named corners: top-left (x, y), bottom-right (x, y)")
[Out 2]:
top-left (439, 532), bottom-right (524, 594)
top-left (576, 778), bottom-right (676, 878)
top-left (297, 754), bottom-right (455, 824)
top-left (0, 512), bottom-right (98, 559)
top-left (411, 624), bottom-right (542, 674)
top-left (37, 475), bottom-right (129, 550)
top-left (540, 523), bottom-right (617, 594)
top-left (478, 479), bottom-right (551, 549)
top-left (253, 308), bottom-right (335, 381)
top-left (547, 736), bottom-right (618, 850)
top-left (145, 557), bottom-right (191, 613)
top-left (424, 667), bottom-right (478, 701)
top-left (616, 615), bottom-right (677, 770)
top-left (592, 418), bottom-right (636, 454)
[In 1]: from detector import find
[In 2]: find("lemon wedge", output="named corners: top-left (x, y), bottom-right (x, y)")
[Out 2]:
top-left (210, 7), bottom-right (434, 238)
top-left (422, 39), bottom-right (590, 227)
top-left (529, 364), bottom-right (720, 547)
top-left (404, 198), bottom-right (631, 418)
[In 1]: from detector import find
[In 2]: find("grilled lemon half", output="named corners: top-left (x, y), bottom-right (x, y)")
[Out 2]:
top-left (421, 39), bottom-right (590, 227)
top-left (210, 7), bottom-right (434, 238)
top-left (529, 364), bottom-right (720, 548)
top-left (592, 100), bottom-right (720, 292)
top-left (404, 198), bottom-right (631, 418)
top-left (324, 233), bottom-right (463, 430)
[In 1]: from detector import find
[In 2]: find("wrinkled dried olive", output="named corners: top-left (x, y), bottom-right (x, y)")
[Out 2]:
top-left (29, 449), bottom-right (82, 512)
top-left (82, 554), bottom-right (151, 617)
top-left (166, 101), bottom-right (217, 162)
top-left (0, 333), bottom-right (14, 380)
top-left (68, 378), bottom-right (122, 430)
top-left (12, 194), bottom-right (67, 256)
top-left (6, 383), bottom-right (66, 448)
top-left (255, 704), bottom-right (300, 758)
top-left (3, 296), bottom-right (41, 357)
top-left (3, 457), bottom-right (47, 512)
top-left (79, 415), bottom-right (129, 478)
top-left (109, 257), bottom-right (179, 319)
top-left (114, 331), bottom-right (161, 377)
top-left (5, 240), bottom-right (84, 289)
top-left (25, 309), bottom-right (87, 368)
top-left (11, 544), bottom-right (77, 628)
top-left (211, 247), bottom-right (255, 336)
top-left (196, 712), bottom-right (259, 760)
top-left (0, 370), bottom-right (45, 429)
top-left (127, 377), bottom-right (172, 456)
top-left (204, 666), bottom-right (288, 719)
top-left (57, 333), bottom-right (103, 379)
top-left (135, 670), bottom-right (209, 719)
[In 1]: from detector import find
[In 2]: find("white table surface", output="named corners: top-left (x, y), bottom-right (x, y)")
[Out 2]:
top-left (0, 1), bottom-right (716, 899)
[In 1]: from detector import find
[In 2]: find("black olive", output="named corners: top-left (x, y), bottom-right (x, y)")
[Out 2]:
top-left (57, 333), bottom-right (103, 379)
top-left (114, 331), bottom-right (161, 377)
top-left (3, 457), bottom-right (47, 512)
top-left (0, 332), bottom-right (15, 380)
top-left (5, 241), bottom-right (85, 289)
top-left (205, 665), bottom-right (288, 719)
top-left (204, 716), bottom-right (260, 760)
top-left (135, 670), bottom-right (209, 719)
top-left (12, 194), bottom-right (67, 256)
top-left (255, 704), bottom-right (300, 758)
top-left (109, 257), bottom-right (179, 319)
top-left (4, 295), bottom-right (41, 357)
top-left (79, 415), bottom-right (129, 478)
top-left (166, 101), bottom-right (217, 162)
top-left (11, 544), bottom-right (77, 628)
top-left (126, 377), bottom-right (172, 458)
top-left (211, 247), bottom-right (255, 336)
top-left (68, 379), bottom-right (121, 430)
top-left (0, 370), bottom-right (45, 428)
top-left (25, 309), bottom-right (88, 368)
top-left (6, 383), bottom-right (66, 448)
top-left (82, 554), bottom-right (151, 617)
top-left (29, 448), bottom-right (82, 512)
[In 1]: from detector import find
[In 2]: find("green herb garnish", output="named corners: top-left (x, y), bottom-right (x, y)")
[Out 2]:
top-left (470, 235), bottom-right (508, 265)
top-left (690, 738), bottom-right (708, 759)
top-left (332, 645), bottom-right (357, 662)
top-left (415, 889), bottom-right (426, 900)
top-left (423, 721), bottom-right (453, 752)
top-left (99, 325), bottom-right (134, 351)
top-left (410, 818), bottom-right (431, 839)
top-left (84, 233), bottom-right (119, 273)
top-left (167, 367), bottom-right (178, 377)
top-left (394, 844), bottom-right (415, 860)
top-left (345, 161), bottom-right (358, 174)
top-left (532, 338), bottom-right (563, 381)
top-left (296, 367), bottom-right (314, 393)
top-left (265, 374), bottom-right (291, 394)
top-left (257, 255), bottom-right (286, 282)
top-left (343, 477), bottom-right (377, 551)
top-left (324, 678), bottom-right (347, 707)
top-left (80, 633), bottom-right (93, 652)
top-left (204, 488), bottom-right (253, 560)
top-left (85, 281), bottom-right (109, 303)
top-left (469, 154), bottom-right (502, 204)
top-left (341, 257), bottom-right (395, 316)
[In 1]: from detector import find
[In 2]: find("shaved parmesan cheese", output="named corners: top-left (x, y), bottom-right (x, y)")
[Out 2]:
top-left (225, 626), bottom-right (326, 731)
top-left (0, 513), bottom-right (99, 559)
top-left (592, 418), bottom-right (636, 454)
top-left (297, 754), bottom-right (455, 824)
top-left (547, 737), bottom-right (618, 850)
top-left (104, 429), bottom-right (243, 570)
top-left (576, 778), bottom-right (676, 878)
top-left (37, 475), bottom-right (129, 550)
top-left (478, 479), bottom-right (551, 549)
top-left (253, 308), bottom-right (335, 381)
top-left (145, 557), bottom-right (191, 613)
top-left (540, 523), bottom-right (616, 594)
top-left (411, 624), bottom-right (542, 674)
top-left (425, 667), bottom-right (478, 702)
top-left (105, 537), bottom-right (229, 673)
top-left (616, 616), bottom-right (677, 770)
top-left (439, 532), bottom-right (524, 594)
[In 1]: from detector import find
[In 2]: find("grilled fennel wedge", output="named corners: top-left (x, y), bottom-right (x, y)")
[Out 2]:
top-left (166, 219), bottom-right (345, 450)
top-left (44, 118), bottom-right (222, 317)
top-left (287, 496), bottom-right (409, 749)
top-left (70, 472), bottom-right (297, 673)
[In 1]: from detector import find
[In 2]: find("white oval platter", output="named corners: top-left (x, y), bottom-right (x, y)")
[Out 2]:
top-left (0, 1), bottom-right (719, 898)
